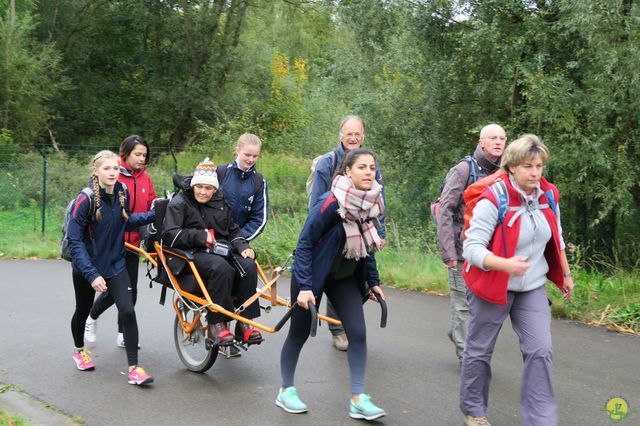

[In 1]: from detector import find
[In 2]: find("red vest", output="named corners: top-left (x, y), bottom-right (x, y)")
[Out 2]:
top-left (462, 176), bottom-right (565, 305)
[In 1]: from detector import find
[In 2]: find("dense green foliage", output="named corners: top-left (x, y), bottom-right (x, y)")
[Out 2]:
top-left (1, 0), bottom-right (639, 266)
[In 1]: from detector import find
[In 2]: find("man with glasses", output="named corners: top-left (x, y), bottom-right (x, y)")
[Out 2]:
top-left (308, 115), bottom-right (386, 351)
top-left (436, 124), bottom-right (506, 366)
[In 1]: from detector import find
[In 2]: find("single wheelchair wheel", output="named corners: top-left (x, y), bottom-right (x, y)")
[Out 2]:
top-left (173, 303), bottom-right (218, 373)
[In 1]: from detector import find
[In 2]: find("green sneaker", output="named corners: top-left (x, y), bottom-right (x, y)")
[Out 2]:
top-left (349, 394), bottom-right (386, 421)
top-left (275, 387), bottom-right (308, 414)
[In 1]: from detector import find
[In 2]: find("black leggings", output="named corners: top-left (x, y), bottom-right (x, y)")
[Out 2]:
top-left (280, 275), bottom-right (367, 394)
top-left (89, 251), bottom-right (139, 332)
top-left (71, 269), bottom-right (139, 366)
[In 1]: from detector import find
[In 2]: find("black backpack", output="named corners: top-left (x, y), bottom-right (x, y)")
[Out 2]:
top-left (144, 174), bottom-right (190, 305)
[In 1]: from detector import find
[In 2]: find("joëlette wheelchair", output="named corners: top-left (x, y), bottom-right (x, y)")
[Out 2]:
top-left (125, 180), bottom-right (387, 374)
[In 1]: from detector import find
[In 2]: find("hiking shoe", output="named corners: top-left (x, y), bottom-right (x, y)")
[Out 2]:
top-left (72, 347), bottom-right (95, 371)
top-left (84, 317), bottom-right (97, 343)
top-left (275, 387), bottom-right (308, 413)
top-left (464, 415), bottom-right (491, 426)
top-left (349, 394), bottom-right (386, 421)
top-left (127, 367), bottom-right (154, 386)
top-left (116, 333), bottom-right (140, 349)
top-left (332, 333), bottom-right (348, 351)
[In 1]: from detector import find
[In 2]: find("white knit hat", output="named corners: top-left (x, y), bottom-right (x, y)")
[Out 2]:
top-left (190, 157), bottom-right (219, 189)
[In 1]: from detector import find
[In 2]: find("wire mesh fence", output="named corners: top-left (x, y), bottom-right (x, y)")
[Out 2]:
top-left (0, 145), bottom-right (309, 258)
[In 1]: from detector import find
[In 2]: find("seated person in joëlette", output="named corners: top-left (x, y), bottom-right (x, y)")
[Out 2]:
top-left (162, 158), bottom-right (263, 347)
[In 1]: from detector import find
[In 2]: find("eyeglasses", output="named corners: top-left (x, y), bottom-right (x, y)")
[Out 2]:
top-left (341, 132), bottom-right (364, 139)
top-left (483, 136), bottom-right (507, 142)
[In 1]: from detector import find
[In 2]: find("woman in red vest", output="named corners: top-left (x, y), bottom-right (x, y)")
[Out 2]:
top-left (460, 134), bottom-right (574, 426)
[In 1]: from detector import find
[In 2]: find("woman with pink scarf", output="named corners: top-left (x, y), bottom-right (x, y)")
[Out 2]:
top-left (275, 148), bottom-right (387, 422)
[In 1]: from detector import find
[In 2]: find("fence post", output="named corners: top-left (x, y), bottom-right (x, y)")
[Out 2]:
top-left (38, 149), bottom-right (47, 237)
top-left (170, 146), bottom-right (178, 174)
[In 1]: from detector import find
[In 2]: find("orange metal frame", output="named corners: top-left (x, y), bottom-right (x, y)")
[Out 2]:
top-left (125, 242), bottom-right (341, 334)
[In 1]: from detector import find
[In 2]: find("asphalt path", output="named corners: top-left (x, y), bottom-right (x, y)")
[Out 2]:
top-left (1, 260), bottom-right (638, 425)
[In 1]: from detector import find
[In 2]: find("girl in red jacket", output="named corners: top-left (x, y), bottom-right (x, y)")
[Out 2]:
top-left (85, 135), bottom-right (157, 348)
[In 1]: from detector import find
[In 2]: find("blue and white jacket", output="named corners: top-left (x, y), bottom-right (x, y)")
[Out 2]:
top-left (68, 181), bottom-right (155, 283)
top-left (220, 161), bottom-right (268, 241)
top-left (308, 143), bottom-right (386, 238)
top-left (292, 191), bottom-right (380, 296)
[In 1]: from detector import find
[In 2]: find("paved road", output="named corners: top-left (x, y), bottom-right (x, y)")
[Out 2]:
top-left (1, 260), bottom-right (638, 425)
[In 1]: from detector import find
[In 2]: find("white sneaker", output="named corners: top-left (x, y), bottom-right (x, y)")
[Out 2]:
top-left (117, 333), bottom-right (140, 349)
top-left (84, 317), bottom-right (97, 343)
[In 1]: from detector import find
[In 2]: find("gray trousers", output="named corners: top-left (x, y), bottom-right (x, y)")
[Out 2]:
top-left (460, 285), bottom-right (557, 426)
top-left (449, 267), bottom-right (469, 360)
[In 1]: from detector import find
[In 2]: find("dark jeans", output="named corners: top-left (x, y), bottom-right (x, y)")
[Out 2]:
top-left (71, 269), bottom-right (139, 366)
top-left (89, 251), bottom-right (139, 332)
top-left (280, 275), bottom-right (368, 394)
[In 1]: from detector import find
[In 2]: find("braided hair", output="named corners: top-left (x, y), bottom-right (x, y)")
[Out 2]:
top-left (91, 150), bottom-right (128, 222)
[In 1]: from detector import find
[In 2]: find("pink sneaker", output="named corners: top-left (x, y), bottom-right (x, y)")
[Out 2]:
top-left (72, 347), bottom-right (95, 371)
top-left (128, 366), bottom-right (154, 386)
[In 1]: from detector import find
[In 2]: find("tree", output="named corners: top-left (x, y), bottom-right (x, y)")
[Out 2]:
top-left (0, 0), bottom-right (67, 147)
top-left (35, 0), bottom-right (252, 149)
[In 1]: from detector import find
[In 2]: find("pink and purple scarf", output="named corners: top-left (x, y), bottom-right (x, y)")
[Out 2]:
top-left (331, 174), bottom-right (385, 259)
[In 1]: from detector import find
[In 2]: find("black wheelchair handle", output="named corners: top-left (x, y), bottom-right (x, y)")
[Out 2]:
top-left (273, 301), bottom-right (318, 337)
top-left (362, 291), bottom-right (388, 328)
top-left (308, 303), bottom-right (318, 337)
top-left (274, 303), bottom-right (297, 332)
top-left (373, 291), bottom-right (387, 328)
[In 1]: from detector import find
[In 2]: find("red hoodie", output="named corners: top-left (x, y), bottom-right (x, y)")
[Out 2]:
top-left (119, 159), bottom-right (157, 247)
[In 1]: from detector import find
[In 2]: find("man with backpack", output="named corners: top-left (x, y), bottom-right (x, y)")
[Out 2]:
top-left (308, 115), bottom-right (386, 351)
top-left (435, 123), bottom-right (506, 366)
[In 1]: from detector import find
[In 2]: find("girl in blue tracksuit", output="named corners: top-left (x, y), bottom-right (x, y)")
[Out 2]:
top-left (67, 150), bottom-right (155, 386)
top-left (218, 133), bottom-right (268, 241)
top-left (276, 148), bottom-right (387, 421)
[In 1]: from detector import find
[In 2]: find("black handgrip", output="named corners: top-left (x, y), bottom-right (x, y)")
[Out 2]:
top-left (308, 303), bottom-right (318, 337)
top-left (373, 291), bottom-right (387, 328)
top-left (273, 301), bottom-right (318, 336)
top-left (274, 303), bottom-right (298, 332)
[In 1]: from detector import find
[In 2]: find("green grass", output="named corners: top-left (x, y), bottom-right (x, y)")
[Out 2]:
top-left (547, 269), bottom-right (640, 333)
top-left (0, 408), bottom-right (32, 426)
top-left (0, 207), bottom-right (61, 259)
top-left (377, 248), bottom-right (449, 294)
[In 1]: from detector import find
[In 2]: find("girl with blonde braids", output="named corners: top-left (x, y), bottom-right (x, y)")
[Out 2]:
top-left (67, 150), bottom-right (156, 386)
top-left (85, 136), bottom-right (157, 348)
